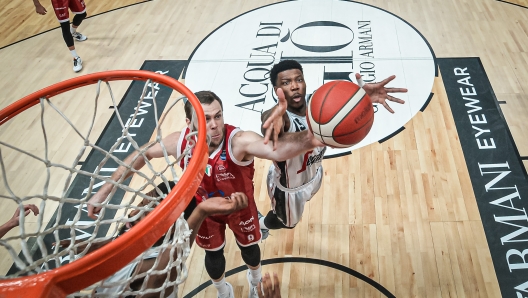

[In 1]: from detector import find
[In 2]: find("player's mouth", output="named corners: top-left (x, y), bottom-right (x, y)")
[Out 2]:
top-left (211, 134), bottom-right (222, 140)
top-left (292, 94), bottom-right (303, 102)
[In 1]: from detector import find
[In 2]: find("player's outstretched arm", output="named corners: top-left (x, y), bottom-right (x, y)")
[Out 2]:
top-left (355, 73), bottom-right (407, 113)
top-left (0, 204), bottom-right (39, 239)
top-left (233, 128), bottom-right (323, 162)
top-left (261, 88), bottom-right (290, 150)
top-left (87, 132), bottom-right (181, 219)
top-left (32, 0), bottom-right (47, 15)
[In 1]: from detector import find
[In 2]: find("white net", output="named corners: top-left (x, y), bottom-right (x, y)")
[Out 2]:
top-left (0, 75), bottom-right (201, 297)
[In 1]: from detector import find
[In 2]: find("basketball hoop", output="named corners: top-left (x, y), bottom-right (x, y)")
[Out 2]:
top-left (0, 71), bottom-right (208, 297)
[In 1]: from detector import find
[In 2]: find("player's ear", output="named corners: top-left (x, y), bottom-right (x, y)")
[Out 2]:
top-left (185, 118), bottom-right (191, 126)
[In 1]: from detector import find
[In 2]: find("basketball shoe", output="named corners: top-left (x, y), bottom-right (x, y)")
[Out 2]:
top-left (257, 210), bottom-right (269, 240)
top-left (247, 270), bottom-right (260, 298)
top-left (73, 57), bottom-right (83, 72)
top-left (218, 282), bottom-right (234, 298)
top-left (72, 32), bottom-right (87, 42)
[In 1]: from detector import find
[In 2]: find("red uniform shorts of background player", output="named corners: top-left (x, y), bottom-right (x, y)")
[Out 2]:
top-left (51, 0), bottom-right (86, 23)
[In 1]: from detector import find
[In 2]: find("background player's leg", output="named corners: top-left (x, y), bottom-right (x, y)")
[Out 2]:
top-left (59, 21), bottom-right (82, 72)
top-left (260, 210), bottom-right (293, 230)
top-left (70, 12), bottom-right (87, 42)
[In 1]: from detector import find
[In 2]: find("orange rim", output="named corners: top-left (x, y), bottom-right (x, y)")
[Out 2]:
top-left (0, 70), bottom-right (208, 297)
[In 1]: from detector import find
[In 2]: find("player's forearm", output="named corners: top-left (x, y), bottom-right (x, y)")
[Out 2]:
top-left (270, 130), bottom-right (317, 161)
top-left (32, 0), bottom-right (41, 6)
top-left (186, 206), bottom-right (208, 247)
top-left (0, 222), bottom-right (16, 239)
top-left (100, 152), bottom-right (148, 193)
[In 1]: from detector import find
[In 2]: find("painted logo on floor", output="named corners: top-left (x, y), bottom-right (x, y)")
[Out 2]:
top-left (185, 0), bottom-right (436, 158)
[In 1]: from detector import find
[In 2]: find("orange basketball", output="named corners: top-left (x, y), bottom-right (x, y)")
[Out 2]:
top-left (306, 80), bottom-right (374, 148)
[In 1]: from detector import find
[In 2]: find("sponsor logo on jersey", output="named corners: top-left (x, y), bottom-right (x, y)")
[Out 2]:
top-left (239, 216), bottom-right (255, 226)
top-left (241, 224), bottom-right (256, 232)
top-left (216, 172), bottom-right (235, 181)
top-left (306, 148), bottom-right (326, 167)
top-left (205, 164), bottom-right (212, 176)
top-left (217, 165), bottom-right (226, 172)
top-left (220, 150), bottom-right (227, 161)
top-left (248, 234), bottom-right (255, 242)
top-left (197, 234), bottom-right (214, 240)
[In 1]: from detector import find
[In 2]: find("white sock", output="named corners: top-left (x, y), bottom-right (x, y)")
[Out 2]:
top-left (70, 26), bottom-right (77, 34)
top-left (212, 277), bottom-right (229, 298)
top-left (249, 266), bottom-right (262, 286)
top-left (259, 217), bottom-right (268, 230)
top-left (70, 49), bottom-right (79, 58)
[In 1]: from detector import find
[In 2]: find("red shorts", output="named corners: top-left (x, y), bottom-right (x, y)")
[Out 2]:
top-left (51, 0), bottom-right (86, 23)
top-left (195, 199), bottom-right (262, 251)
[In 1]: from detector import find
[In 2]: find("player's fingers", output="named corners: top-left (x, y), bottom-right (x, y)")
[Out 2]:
top-left (378, 75), bottom-right (396, 86)
top-left (382, 101), bottom-right (395, 113)
top-left (386, 87), bottom-right (408, 93)
top-left (387, 95), bottom-right (405, 104)
top-left (87, 205), bottom-right (99, 219)
top-left (24, 210), bottom-right (31, 216)
top-left (276, 88), bottom-right (287, 105)
top-left (25, 204), bottom-right (39, 215)
top-left (263, 125), bottom-right (273, 145)
top-left (273, 124), bottom-right (280, 151)
top-left (273, 273), bottom-right (280, 295)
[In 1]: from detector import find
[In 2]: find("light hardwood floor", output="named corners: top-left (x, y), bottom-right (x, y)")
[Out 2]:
top-left (1, 0), bottom-right (527, 297)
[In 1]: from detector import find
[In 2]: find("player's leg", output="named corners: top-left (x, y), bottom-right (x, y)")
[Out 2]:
top-left (238, 243), bottom-right (263, 298)
top-left (260, 166), bottom-right (323, 232)
top-left (196, 217), bottom-right (233, 298)
top-left (69, 0), bottom-right (88, 42)
top-left (228, 202), bottom-right (263, 298)
top-left (52, 0), bottom-right (82, 72)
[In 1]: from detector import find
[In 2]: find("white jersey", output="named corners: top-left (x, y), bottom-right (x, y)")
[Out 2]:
top-left (274, 110), bottom-right (325, 189)
top-left (266, 110), bottom-right (326, 227)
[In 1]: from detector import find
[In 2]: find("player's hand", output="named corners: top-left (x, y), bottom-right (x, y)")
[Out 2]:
top-left (263, 88), bottom-right (287, 151)
top-left (355, 73), bottom-right (407, 113)
top-left (306, 128), bottom-right (325, 148)
top-left (258, 272), bottom-right (281, 298)
top-left (7, 204), bottom-right (39, 228)
top-left (35, 4), bottom-right (47, 15)
top-left (201, 192), bottom-right (249, 216)
top-left (87, 190), bottom-right (111, 219)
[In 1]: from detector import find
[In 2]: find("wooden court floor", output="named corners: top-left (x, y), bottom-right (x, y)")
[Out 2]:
top-left (1, 0), bottom-right (528, 297)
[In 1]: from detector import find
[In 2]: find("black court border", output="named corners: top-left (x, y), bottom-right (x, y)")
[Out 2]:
top-left (183, 257), bottom-right (396, 298)
top-left (496, 0), bottom-right (528, 9)
top-left (0, 0), bottom-right (153, 51)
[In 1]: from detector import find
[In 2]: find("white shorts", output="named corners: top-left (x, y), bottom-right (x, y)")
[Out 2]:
top-left (266, 165), bottom-right (323, 227)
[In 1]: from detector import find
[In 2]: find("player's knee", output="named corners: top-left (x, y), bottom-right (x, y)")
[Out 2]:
top-left (204, 249), bottom-right (225, 279)
top-left (238, 243), bottom-right (261, 267)
top-left (72, 12), bottom-right (87, 26)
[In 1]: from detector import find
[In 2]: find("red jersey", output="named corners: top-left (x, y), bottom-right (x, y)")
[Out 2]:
top-left (177, 124), bottom-right (255, 200)
top-left (177, 124), bottom-right (260, 249)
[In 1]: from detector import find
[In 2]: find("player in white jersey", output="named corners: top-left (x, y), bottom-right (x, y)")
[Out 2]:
top-left (258, 60), bottom-right (408, 236)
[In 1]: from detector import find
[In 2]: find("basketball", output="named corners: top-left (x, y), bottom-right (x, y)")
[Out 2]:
top-left (306, 80), bottom-right (374, 148)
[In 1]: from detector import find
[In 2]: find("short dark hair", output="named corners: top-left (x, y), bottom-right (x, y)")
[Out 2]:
top-left (184, 90), bottom-right (224, 120)
top-left (270, 60), bottom-right (303, 87)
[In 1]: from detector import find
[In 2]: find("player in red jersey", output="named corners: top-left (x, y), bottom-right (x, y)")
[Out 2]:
top-left (32, 0), bottom-right (88, 72)
top-left (88, 90), bottom-right (322, 298)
